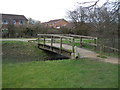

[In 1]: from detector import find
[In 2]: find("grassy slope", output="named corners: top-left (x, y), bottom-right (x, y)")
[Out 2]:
top-left (3, 59), bottom-right (118, 88)
top-left (2, 41), bottom-right (47, 64)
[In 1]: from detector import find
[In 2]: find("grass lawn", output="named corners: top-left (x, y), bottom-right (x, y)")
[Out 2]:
top-left (2, 59), bottom-right (118, 88)
top-left (2, 41), bottom-right (118, 88)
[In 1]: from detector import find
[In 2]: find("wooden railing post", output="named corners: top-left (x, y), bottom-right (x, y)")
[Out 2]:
top-left (60, 37), bottom-right (62, 53)
top-left (51, 36), bottom-right (53, 50)
top-left (72, 37), bottom-right (75, 53)
top-left (80, 37), bottom-right (82, 48)
top-left (94, 39), bottom-right (97, 51)
top-left (38, 36), bottom-right (40, 44)
top-left (71, 37), bottom-right (76, 59)
top-left (43, 35), bottom-right (45, 47)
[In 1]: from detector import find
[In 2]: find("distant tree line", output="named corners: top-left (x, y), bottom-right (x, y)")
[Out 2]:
top-left (2, 18), bottom-right (61, 38)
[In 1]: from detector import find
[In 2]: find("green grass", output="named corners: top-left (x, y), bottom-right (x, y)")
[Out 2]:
top-left (2, 41), bottom-right (48, 64)
top-left (96, 55), bottom-right (107, 59)
top-left (96, 51), bottom-right (118, 58)
top-left (2, 41), bottom-right (118, 88)
top-left (2, 59), bottom-right (118, 88)
top-left (76, 39), bottom-right (95, 43)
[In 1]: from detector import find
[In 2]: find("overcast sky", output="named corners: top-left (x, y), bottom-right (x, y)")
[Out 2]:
top-left (0, 0), bottom-right (107, 22)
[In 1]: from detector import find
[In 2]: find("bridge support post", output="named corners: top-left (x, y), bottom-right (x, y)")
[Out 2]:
top-left (60, 37), bottom-right (62, 53)
top-left (72, 37), bottom-right (75, 53)
top-left (38, 37), bottom-right (40, 44)
top-left (94, 39), bottom-right (97, 51)
top-left (71, 46), bottom-right (80, 59)
top-left (51, 36), bottom-right (53, 50)
top-left (80, 37), bottom-right (82, 48)
top-left (71, 37), bottom-right (76, 59)
top-left (43, 35), bottom-right (45, 48)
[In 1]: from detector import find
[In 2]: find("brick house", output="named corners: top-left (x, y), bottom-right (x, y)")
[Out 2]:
top-left (43, 19), bottom-right (68, 28)
top-left (0, 14), bottom-right (28, 32)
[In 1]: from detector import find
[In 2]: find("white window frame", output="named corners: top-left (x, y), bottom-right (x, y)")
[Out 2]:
top-left (19, 20), bottom-right (23, 25)
top-left (3, 20), bottom-right (8, 24)
top-left (1, 29), bottom-right (4, 32)
top-left (56, 27), bottom-right (60, 29)
top-left (13, 20), bottom-right (16, 24)
top-left (5, 29), bottom-right (8, 31)
top-left (1, 29), bottom-right (8, 32)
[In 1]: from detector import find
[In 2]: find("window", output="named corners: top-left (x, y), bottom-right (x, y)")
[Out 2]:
top-left (31, 21), bottom-right (34, 24)
top-left (19, 20), bottom-right (23, 25)
top-left (56, 27), bottom-right (60, 29)
top-left (1, 29), bottom-right (8, 32)
top-left (2, 20), bottom-right (8, 24)
top-left (1, 29), bottom-right (4, 32)
top-left (13, 20), bottom-right (16, 24)
top-left (5, 29), bottom-right (8, 31)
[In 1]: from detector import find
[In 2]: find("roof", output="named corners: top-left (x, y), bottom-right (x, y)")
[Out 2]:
top-left (44, 19), bottom-right (68, 24)
top-left (1, 14), bottom-right (28, 21)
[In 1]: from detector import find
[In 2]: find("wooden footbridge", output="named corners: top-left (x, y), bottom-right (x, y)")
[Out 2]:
top-left (37, 34), bottom-right (98, 59)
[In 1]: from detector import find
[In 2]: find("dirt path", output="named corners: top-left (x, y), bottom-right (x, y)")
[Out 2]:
top-left (46, 43), bottom-right (118, 64)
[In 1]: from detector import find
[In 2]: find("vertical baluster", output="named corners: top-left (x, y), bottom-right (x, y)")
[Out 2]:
top-left (94, 38), bottom-right (97, 51)
top-left (72, 37), bottom-right (75, 53)
top-left (80, 37), bottom-right (82, 48)
top-left (38, 36), bottom-right (40, 44)
top-left (43, 35), bottom-right (45, 48)
top-left (60, 37), bottom-right (62, 53)
top-left (51, 36), bottom-right (53, 50)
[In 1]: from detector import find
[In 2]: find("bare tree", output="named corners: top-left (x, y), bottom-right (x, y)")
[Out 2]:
top-left (67, 0), bottom-right (119, 49)
top-left (67, 6), bottom-right (90, 35)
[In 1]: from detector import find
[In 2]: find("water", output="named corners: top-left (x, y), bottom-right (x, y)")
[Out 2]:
top-left (42, 50), bottom-right (69, 61)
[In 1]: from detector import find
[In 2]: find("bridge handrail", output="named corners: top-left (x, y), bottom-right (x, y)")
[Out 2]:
top-left (37, 34), bottom-right (73, 39)
top-left (37, 34), bottom-right (75, 54)
top-left (37, 34), bottom-right (97, 52)
top-left (38, 34), bottom-right (97, 39)
top-left (37, 34), bottom-right (118, 57)
top-left (53, 34), bottom-right (97, 39)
